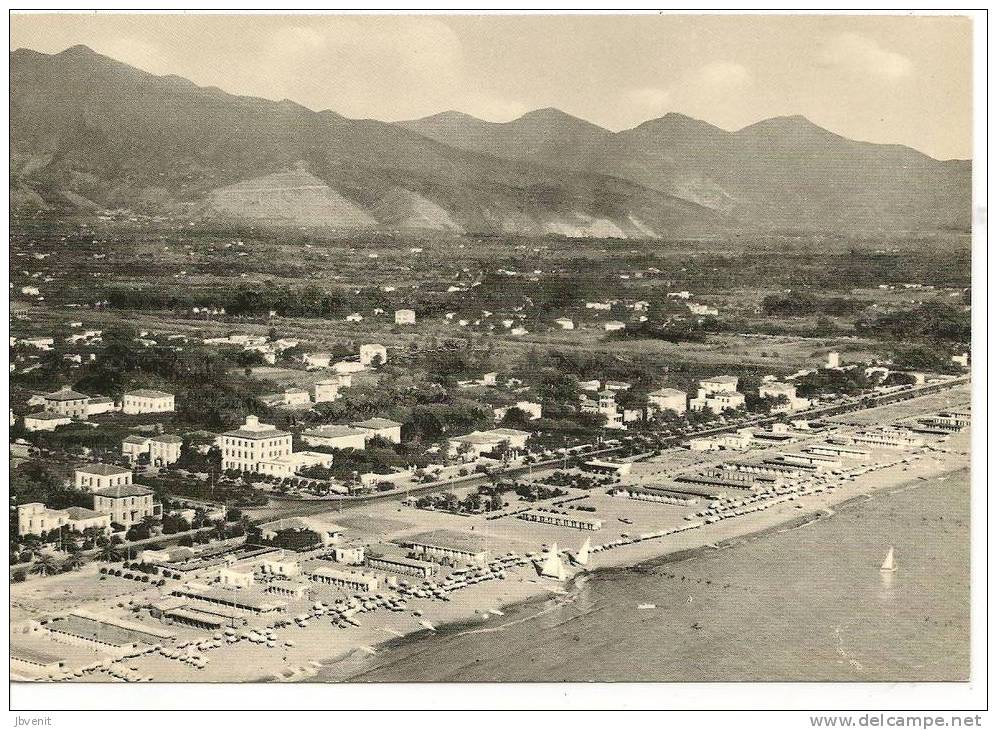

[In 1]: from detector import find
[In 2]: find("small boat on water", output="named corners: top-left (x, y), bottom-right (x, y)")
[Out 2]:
top-left (637, 603), bottom-right (656, 610)
top-left (880, 546), bottom-right (898, 573)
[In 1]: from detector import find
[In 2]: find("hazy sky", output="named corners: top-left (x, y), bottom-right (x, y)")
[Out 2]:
top-left (10, 13), bottom-right (973, 159)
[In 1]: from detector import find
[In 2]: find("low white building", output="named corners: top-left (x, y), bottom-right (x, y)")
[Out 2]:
top-left (350, 417), bottom-right (403, 444)
top-left (260, 388), bottom-right (311, 409)
top-left (301, 425), bottom-right (369, 451)
top-left (313, 379), bottom-right (341, 404)
top-left (359, 343), bottom-right (387, 367)
top-left (258, 451), bottom-right (334, 478)
top-left (494, 401), bottom-right (543, 421)
top-left (85, 397), bottom-right (118, 416)
top-left (23, 412), bottom-right (72, 432)
top-left (303, 352), bottom-right (333, 369)
top-left (17, 503), bottom-right (112, 537)
top-left (554, 318), bottom-right (575, 330)
top-left (447, 428), bottom-right (530, 459)
top-left (603, 321), bottom-right (626, 332)
top-left (758, 381), bottom-right (811, 413)
top-left (122, 389), bottom-right (175, 415)
top-left (395, 309), bottom-right (416, 325)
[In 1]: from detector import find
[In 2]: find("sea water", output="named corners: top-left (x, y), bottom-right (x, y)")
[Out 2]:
top-left (315, 469), bottom-right (969, 682)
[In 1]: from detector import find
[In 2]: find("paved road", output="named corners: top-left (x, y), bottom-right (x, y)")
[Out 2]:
top-left (248, 376), bottom-right (969, 522)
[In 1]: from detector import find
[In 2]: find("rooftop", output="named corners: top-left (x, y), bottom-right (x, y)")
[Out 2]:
top-left (400, 529), bottom-right (489, 555)
top-left (223, 426), bottom-right (291, 439)
top-left (76, 463), bottom-right (132, 476)
top-left (64, 506), bottom-right (108, 520)
top-left (93, 484), bottom-right (154, 499)
top-left (703, 375), bottom-right (739, 385)
top-left (44, 387), bottom-right (89, 401)
top-left (122, 435), bottom-right (151, 445)
top-left (150, 434), bottom-right (184, 444)
top-left (26, 412), bottom-right (72, 421)
top-left (303, 425), bottom-right (368, 439)
top-left (649, 387), bottom-right (687, 397)
top-left (351, 417), bottom-right (403, 430)
top-left (124, 389), bottom-right (174, 399)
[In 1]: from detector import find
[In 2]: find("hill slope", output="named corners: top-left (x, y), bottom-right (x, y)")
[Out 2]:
top-left (9, 45), bottom-right (719, 239)
top-left (402, 109), bottom-right (971, 233)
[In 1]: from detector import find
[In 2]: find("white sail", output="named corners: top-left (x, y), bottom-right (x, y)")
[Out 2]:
top-left (880, 546), bottom-right (897, 572)
top-left (575, 537), bottom-right (591, 566)
top-left (540, 542), bottom-right (566, 580)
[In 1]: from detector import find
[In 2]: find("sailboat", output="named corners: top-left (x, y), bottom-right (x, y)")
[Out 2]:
top-left (573, 537), bottom-right (591, 566)
top-left (540, 542), bottom-right (567, 581)
top-left (880, 546), bottom-right (897, 573)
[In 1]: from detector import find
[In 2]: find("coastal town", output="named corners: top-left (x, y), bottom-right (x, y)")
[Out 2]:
top-left (9, 282), bottom-right (972, 680)
top-left (8, 13), bottom-right (978, 709)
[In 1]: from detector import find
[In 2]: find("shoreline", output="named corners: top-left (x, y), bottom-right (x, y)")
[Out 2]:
top-left (302, 457), bottom-right (970, 683)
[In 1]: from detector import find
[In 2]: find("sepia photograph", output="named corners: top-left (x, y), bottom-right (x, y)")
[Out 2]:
top-left (6, 7), bottom-right (985, 717)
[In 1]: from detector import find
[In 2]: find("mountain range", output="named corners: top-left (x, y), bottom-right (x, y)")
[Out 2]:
top-left (10, 45), bottom-right (971, 239)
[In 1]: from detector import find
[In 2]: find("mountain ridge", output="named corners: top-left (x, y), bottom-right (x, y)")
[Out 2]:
top-left (10, 45), bottom-right (970, 236)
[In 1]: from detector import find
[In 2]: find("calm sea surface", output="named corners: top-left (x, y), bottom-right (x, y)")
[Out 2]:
top-left (317, 469), bottom-right (970, 682)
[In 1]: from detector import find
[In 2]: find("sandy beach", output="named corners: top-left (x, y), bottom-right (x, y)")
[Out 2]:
top-left (12, 386), bottom-right (971, 684)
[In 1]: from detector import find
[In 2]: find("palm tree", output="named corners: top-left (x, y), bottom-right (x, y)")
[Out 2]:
top-left (63, 551), bottom-right (86, 572)
top-left (97, 544), bottom-right (121, 563)
top-left (81, 527), bottom-right (102, 549)
top-left (31, 553), bottom-right (60, 576)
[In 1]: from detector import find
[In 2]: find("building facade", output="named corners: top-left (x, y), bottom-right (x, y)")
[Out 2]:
top-left (121, 389), bottom-right (175, 415)
top-left (92, 484), bottom-right (162, 527)
top-left (218, 415), bottom-right (293, 472)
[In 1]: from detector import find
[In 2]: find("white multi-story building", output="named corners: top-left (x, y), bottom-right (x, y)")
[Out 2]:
top-left (699, 375), bottom-right (739, 395)
top-left (122, 435), bottom-right (151, 462)
top-left (75, 464), bottom-right (133, 492)
top-left (758, 381), bottom-right (811, 413)
top-left (92, 484), bottom-right (162, 527)
top-left (580, 390), bottom-right (625, 429)
top-left (122, 389), bottom-right (175, 415)
top-left (149, 434), bottom-right (184, 466)
top-left (218, 415), bottom-right (293, 472)
top-left (648, 388), bottom-right (688, 415)
top-left (43, 386), bottom-right (90, 418)
top-left (690, 389), bottom-right (746, 413)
